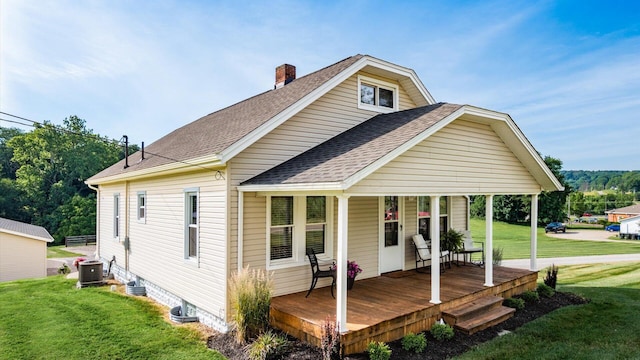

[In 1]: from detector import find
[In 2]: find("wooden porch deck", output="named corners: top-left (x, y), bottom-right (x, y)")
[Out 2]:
top-left (270, 264), bottom-right (537, 354)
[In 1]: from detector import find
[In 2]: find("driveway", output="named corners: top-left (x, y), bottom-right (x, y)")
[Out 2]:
top-left (47, 245), bottom-right (97, 276)
top-left (502, 229), bottom-right (640, 270)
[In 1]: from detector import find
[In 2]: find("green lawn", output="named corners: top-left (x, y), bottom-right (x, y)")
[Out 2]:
top-left (455, 262), bottom-right (640, 359)
top-left (469, 218), bottom-right (640, 259)
top-left (0, 276), bottom-right (223, 360)
top-left (47, 245), bottom-right (84, 258)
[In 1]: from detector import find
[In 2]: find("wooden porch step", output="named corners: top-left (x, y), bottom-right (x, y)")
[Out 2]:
top-left (454, 305), bottom-right (515, 335)
top-left (442, 295), bottom-right (504, 324)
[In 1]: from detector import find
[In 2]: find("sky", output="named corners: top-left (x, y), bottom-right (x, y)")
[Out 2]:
top-left (1, 0), bottom-right (639, 171)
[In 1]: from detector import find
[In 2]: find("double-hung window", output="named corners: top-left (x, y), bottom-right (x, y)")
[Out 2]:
top-left (417, 196), bottom-right (448, 240)
top-left (358, 75), bottom-right (398, 113)
top-left (270, 196), bottom-right (294, 260)
top-left (137, 191), bottom-right (146, 222)
top-left (268, 195), bottom-right (332, 267)
top-left (185, 189), bottom-right (199, 260)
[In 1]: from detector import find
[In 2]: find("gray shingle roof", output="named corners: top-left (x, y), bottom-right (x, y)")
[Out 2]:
top-left (241, 103), bottom-right (462, 186)
top-left (89, 55), bottom-right (365, 181)
top-left (607, 204), bottom-right (640, 215)
top-left (0, 217), bottom-right (54, 242)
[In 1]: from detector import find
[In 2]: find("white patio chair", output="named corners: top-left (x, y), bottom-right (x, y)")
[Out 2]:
top-left (459, 230), bottom-right (484, 265)
top-left (412, 234), bottom-right (450, 273)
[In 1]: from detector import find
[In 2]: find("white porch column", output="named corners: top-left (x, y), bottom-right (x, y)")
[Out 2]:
top-left (336, 194), bottom-right (350, 334)
top-left (484, 195), bottom-right (494, 286)
top-left (430, 195), bottom-right (441, 304)
top-left (530, 193), bottom-right (539, 271)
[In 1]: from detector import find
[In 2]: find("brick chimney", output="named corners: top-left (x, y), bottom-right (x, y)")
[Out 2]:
top-left (275, 64), bottom-right (296, 89)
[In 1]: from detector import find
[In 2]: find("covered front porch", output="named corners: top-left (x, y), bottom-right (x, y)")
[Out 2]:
top-left (270, 263), bottom-right (537, 355)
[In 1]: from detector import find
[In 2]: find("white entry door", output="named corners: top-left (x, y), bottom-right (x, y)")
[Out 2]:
top-left (379, 196), bottom-right (403, 273)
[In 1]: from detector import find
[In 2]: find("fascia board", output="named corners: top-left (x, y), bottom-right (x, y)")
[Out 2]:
top-left (342, 107), bottom-right (467, 189)
top-left (86, 155), bottom-right (224, 185)
top-left (238, 182), bottom-right (345, 193)
top-left (219, 56), bottom-right (435, 163)
top-left (0, 229), bottom-right (53, 242)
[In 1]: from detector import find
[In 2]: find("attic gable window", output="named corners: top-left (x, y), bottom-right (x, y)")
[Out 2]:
top-left (358, 75), bottom-right (398, 113)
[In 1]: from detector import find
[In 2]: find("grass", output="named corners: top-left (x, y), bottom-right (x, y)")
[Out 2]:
top-left (455, 261), bottom-right (640, 359)
top-left (47, 245), bottom-right (84, 258)
top-left (469, 218), bottom-right (640, 259)
top-left (0, 276), bottom-right (223, 360)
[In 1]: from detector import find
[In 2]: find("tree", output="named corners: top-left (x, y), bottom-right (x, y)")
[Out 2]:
top-left (538, 156), bottom-right (570, 224)
top-left (7, 116), bottom-right (121, 241)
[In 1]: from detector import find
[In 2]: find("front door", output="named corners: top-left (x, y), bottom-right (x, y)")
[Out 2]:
top-left (379, 196), bottom-right (403, 273)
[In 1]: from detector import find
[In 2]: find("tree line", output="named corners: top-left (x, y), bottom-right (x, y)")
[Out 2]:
top-left (0, 116), bottom-right (134, 244)
top-left (563, 170), bottom-right (640, 194)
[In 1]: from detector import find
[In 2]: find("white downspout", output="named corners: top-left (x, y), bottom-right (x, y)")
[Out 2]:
top-left (237, 190), bottom-right (244, 272)
top-left (87, 183), bottom-right (100, 259)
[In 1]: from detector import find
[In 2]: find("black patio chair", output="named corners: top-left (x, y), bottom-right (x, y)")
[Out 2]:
top-left (305, 248), bottom-right (336, 298)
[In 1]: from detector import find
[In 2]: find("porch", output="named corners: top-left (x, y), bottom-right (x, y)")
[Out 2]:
top-left (270, 264), bottom-right (537, 355)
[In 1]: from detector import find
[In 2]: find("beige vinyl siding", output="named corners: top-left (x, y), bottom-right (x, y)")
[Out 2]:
top-left (97, 183), bottom-right (126, 267)
top-left (124, 170), bottom-right (227, 315)
top-left (349, 119), bottom-right (541, 195)
top-left (229, 72), bottom-right (417, 273)
top-left (0, 233), bottom-right (47, 282)
top-left (450, 196), bottom-right (468, 231)
top-left (241, 194), bottom-right (380, 296)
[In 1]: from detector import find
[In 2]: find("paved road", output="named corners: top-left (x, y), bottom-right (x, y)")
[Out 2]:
top-left (502, 229), bottom-right (640, 270)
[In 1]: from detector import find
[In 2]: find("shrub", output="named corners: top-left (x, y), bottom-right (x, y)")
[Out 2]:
top-left (57, 263), bottom-right (70, 274)
top-left (401, 332), bottom-right (427, 353)
top-left (229, 266), bottom-right (274, 343)
top-left (367, 341), bottom-right (391, 360)
top-left (492, 247), bottom-right (504, 265)
top-left (544, 264), bottom-right (559, 289)
top-left (321, 315), bottom-right (340, 360)
top-left (503, 297), bottom-right (525, 310)
top-left (537, 283), bottom-right (556, 298)
top-left (246, 330), bottom-right (289, 360)
top-left (521, 290), bottom-right (540, 303)
top-left (430, 322), bottom-right (454, 341)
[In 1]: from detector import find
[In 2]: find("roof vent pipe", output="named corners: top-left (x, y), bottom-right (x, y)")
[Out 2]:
top-left (274, 64), bottom-right (296, 89)
top-left (141, 142), bottom-right (145, 161)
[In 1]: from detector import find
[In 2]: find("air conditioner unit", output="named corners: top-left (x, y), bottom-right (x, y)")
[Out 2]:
top-left (78, 260), bottom-right (104, 287)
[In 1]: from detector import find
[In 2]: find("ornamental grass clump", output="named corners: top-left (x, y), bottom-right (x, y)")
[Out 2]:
top-left (521, 290), bottom-right (540, 303)
top-left (229, 266), bottom-right (274, 344)
top-left (544, 264), bottom-right (559, 289)
top-left (537, 283), bottom-right (556, 298)
top-left (503, 297), bottom-right (525, 310)
top-left (246, 330), bottom-right (289, 360)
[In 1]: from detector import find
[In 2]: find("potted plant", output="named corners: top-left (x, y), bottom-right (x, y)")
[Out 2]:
top-left (333, 260), bottom-right (363, 290)
top-left (441, 229), bottom-right (463, 253)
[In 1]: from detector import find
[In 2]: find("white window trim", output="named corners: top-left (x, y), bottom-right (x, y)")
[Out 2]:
top-left (113, 193), bottom-right (120, 240)
top-left (137, 191), bottom-right (146, 223)
top-left (184, 188), bottom-right (199, 264)
top-left (416, 196), bottom-right (450, 238)
top-left (266, 195), bottom-right (334, 270)
top-left (357, 74), bottom-right (399, 113)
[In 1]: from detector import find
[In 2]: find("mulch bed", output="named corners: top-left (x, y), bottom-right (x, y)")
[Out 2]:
top-left (207, 291), bottom-right (588, 359)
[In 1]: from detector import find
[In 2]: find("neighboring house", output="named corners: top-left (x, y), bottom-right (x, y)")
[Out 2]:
top-left (0, 217), bottom-right (54, 282)
top-left (606, 203), bottom-right (640, 222)
top-left (86, 55), bottom-right (563, 341)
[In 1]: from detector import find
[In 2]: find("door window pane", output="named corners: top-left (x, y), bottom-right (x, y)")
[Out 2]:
top-left (385, 222), bottom-right (399, 247)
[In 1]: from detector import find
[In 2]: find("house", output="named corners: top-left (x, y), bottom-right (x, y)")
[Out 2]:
top-left (86, 54), bottom-right (563, 352)
top-left (0, 217), bottom-right (54, 282)
top-left (606, 203), bottom-right (640, 223)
